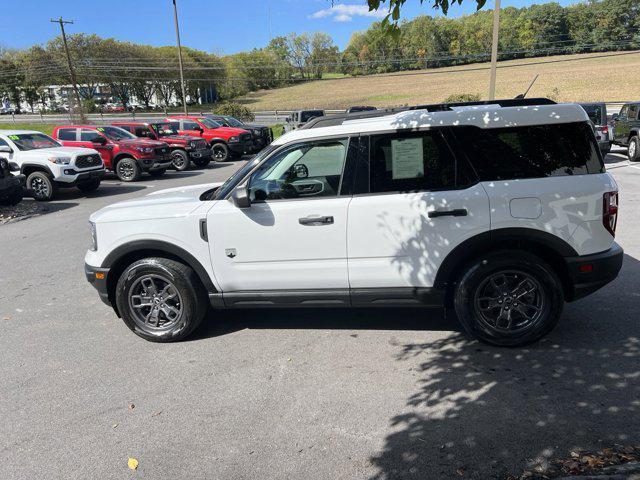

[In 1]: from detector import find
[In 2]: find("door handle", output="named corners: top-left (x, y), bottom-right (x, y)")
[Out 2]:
top-left (428, 209), bottom-right (468, 218)
top-left (299, 215), bottom-right (334, 225)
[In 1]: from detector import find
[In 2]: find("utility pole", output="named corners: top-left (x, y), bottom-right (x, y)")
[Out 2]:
top-left (488, 0), bottom-right (501, 100)
top-left (172, 0), bottom-right (188, 114)
top-left (50, 17), bottom-right (85, 122)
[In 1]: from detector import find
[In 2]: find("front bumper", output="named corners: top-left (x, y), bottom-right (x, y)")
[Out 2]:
top-left (565, 242), bottom-right (623, 301)
top-left (188, 148), bottom-right (212, 160)
top-left (56, 167), bottom-right (106, 186)
top-left (138, 155), bottom-right (173, 171)
top-left (228, 141), bottom-right (253, 155)
top-left (85, 263), bottom-right (111, 307)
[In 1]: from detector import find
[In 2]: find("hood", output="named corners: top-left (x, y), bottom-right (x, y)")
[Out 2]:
top-left (90, 182), bottom-right (223, 223)
top-left (210, 126), bottom-right (249, 136)
top-left (159, 134), bottom-right (201, 143)
top-left (21, 146), bottom-right (99, 158)
top-left (117, 138), bottom-right (166, 147)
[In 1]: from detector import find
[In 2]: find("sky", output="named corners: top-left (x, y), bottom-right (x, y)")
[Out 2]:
top-left (2, 0), bottom-right (578, 55)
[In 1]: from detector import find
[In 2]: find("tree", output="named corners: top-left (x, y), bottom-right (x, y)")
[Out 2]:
top-left (366, 0), bottom-right (487, 19)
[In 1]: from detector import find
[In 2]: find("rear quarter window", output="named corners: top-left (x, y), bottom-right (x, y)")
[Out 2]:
top-left (453, 122), bottom-right (604, 181)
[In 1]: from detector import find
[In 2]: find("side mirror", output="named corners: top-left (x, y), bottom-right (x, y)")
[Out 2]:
top-left (91, 136), bottom-right (107, 145)
top-left (8, 162), bottom-right (19, 172)
top-left (0, 145), bottom-right (12, 154)
top-left (231, 184), bottom-right (251, 208)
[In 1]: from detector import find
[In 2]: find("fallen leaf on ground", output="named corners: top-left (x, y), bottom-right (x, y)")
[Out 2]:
top-left (112, 423), bottom-right (118, 429)
top-left (151, 411), bottom-right (162, 417)
top-left (128, 403), bottom-right (135, 410)
top-left (127, 458), bottom-right (138, 470)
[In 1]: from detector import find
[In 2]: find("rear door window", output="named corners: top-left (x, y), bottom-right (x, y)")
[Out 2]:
top-left (57, 128), bottom-right (77, 141)
top-left (453, 122), bottom-right (603, 180)
top-left (80, 129), bottom-right (103, 142)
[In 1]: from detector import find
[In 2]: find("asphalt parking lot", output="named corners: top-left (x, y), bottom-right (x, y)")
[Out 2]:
top-left (1, 149), bottom-right (639, 479)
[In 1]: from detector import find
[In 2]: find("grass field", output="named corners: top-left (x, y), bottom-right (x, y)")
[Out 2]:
top-left (239, 50), bottom-right (640, 110)
top-left (0, 123), bottom-right (55, 135)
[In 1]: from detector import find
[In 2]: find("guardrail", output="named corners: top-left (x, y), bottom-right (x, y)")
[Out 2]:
top-left (0, 104), bottom-right (628, 126)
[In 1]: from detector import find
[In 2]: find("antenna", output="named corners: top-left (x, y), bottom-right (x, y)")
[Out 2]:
top-left (515, 74), bottom-right (539, 99)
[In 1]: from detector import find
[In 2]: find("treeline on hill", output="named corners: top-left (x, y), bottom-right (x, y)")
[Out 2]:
top-left (0, 0), bottom-right (638, 111)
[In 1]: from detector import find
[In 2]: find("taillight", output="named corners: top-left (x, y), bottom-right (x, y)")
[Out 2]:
top-left (601, 125), bottom-right (609, 135)
top-left (603, 191), bottom-right (618, 237)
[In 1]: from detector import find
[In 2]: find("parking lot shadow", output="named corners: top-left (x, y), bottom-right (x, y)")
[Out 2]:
top-left (193, 306), bottom-right (459, 341)
top-left (47, 183), bottom-right (147, 200)
top-left (367, 252), bottom-right (640, 479)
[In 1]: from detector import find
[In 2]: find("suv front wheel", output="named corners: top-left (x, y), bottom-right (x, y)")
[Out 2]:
top-left (454, 250), bottom-right (563, 347)
top-left (115, 157), bottom-right (141, 182)
top-left (27, 171), bottom-right (56, 201)
top-left (628, 136), bottom-right (640, 162)
top-left (115, 257), bottom-right (208, 342)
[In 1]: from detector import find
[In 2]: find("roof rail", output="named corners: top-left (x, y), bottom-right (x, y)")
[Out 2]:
top-left (301, 97), bottom-right (556, 129)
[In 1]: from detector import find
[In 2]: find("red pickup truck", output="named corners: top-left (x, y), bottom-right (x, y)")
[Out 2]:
top-left (166, 115), bottom-right (252, 162)
top-left (53, 125), bottom-right (173, 182)
top-left (112, 121), bottom-right (212, 171)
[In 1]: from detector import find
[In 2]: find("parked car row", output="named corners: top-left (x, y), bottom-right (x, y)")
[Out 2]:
top-left (0, 114), bottom-right (272, 202)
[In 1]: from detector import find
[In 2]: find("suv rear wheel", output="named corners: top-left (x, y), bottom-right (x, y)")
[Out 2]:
top-left (211, 142), bottom-right (229, 162)
top-left (27, 171), bottom-right (56, 201)
top-left (115, 257), bottom-right (208, 342)
top-left (454, 250), bottom-right (563, 347)
top-left (628, 136), bottom-right (640, 162)
top-left (115, 157), bottom-right (141, 182)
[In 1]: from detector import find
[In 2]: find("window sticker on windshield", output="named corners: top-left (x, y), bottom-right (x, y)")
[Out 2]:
top-left (97, 127), bottom-right (105, 132)
top-left (8, 135), bottom-right (19, 140)
top-left (391, 138), bottom-right (424, 179)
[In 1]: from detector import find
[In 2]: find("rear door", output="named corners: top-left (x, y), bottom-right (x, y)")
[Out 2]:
top-left (347, 129), bottom-right (490, 303)
top-left (55, 127), bottom-right (79, 147)
top-left (615, 105), bottom-right (630, 144)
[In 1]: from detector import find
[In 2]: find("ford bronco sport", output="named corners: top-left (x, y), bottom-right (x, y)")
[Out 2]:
top-left (0, 130), bottom-right (105, 201)
top-left (53, 125), bottom-right (173, 182)
top-left (85, 99), bottom-right (622, 346)
top-left (112, 121), bottom-right (212, 171)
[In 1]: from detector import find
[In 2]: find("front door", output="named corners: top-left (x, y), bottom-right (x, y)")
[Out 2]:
top-left (207, 137), bottom-right (355, 304)
top-left (347, 129), bottom-right (490, 303)
top-left (614, 105), bottom-right (630, 144)
top-left (179, 120), bottom-right (203, 138)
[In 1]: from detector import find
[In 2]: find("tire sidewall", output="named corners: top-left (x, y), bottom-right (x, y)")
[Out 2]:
top-left (454, 251), bottom-right (564, 347)
top-left (27, 171), bottom-right (55, 201)
top-left (211, 142), bottom-right (229, 162)
top-left (116, 157), bottom-right (141, 182)
top-left (115, 258), bottom-right (206, 342)
top-left (171, 150), bottom-right (190, 171)
top-left (628, 137), bottom-right (639, 162)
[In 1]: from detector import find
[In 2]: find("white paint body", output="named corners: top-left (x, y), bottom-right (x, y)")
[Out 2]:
top-left (86, 104), bottom-right (618, 293)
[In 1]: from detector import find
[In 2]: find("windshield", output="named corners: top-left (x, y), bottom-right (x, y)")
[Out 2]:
top-left (98, 126), bottom-right (137, 141)
top-left (301, 110), bottom-right (324, 122)
top-left (10, 133), bottom-right (60, 151)
top-left (581, 104), bottom-right (604, 125)
top-left (151, 122), bottom-right (179, 137)
top-left (222, 116), bottom-right (245, 127)
top-left (200, 118), bottom-right (222, 129)
top-left (214, 146), bottom-right (277, 200)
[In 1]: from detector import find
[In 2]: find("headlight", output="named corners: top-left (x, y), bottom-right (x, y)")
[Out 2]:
top-left (47, 156), bottom-right (71, 164)
top-left (189, 141), bottom-right (197, 149)
top-left (135, 146), bottom-right (154, 154)
top-left (228, 136), bottom-right (239, 143)
top-left (89, 221), bottom-right (97, 251)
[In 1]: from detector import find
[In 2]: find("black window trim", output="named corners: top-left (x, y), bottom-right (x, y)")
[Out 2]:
top-left (58, 127), bottom-right (79, 141)
top-left (223, 134), bottom-right (360, 204)
top-left (352, 126), bottom-right (479, 197)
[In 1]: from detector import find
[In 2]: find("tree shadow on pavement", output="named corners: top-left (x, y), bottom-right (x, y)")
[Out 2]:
top-left (368, 253), bottom-right (640, 479)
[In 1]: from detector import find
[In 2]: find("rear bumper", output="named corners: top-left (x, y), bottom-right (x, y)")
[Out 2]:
top-left (85, 263), bottom-right (112, 307)
top-left (565, 243), bottom-right (623, 301)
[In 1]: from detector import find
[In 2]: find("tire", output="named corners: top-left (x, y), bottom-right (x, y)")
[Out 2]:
top-left (171, 149), bottom-right (190, 171)
top-left (0, 187), bottom-right (23, 206)
top-left (628, 136), bottom-right (640, 162)
top-left (211, 142), bottom-right (229, 162)
top-left (77, 179), bottom-right (101, 192)
top-left (453, 250), bottom-right (564, 347)
top-left (115, 157), bottom-right (141, 182)
top-left (192, 158), bottom-right (211, 168)
top-left (115, 257), bottom-right (208, 342)
top-left (26, 171), bottom-right (56, 201)
top-left (149, 168), bottom-right (167, 177)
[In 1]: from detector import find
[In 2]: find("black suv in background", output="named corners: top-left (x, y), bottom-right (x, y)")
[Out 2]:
top-left (205, 115), bottom-right (272, 153)
top-left (0, 156), bottom-right (24, 206)
top-left (579, 102), bottom-right (611, 155)
top-left (611, 102), bottom-right (640, 161)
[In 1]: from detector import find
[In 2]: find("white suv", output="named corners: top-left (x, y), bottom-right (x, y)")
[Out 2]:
top-left (0, 130), bottom-right (105, 201)
top-left (85, 101), bottom-right (623, 346)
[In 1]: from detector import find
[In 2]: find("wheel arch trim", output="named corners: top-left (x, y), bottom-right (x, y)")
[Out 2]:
top-left (101, 239), bottom-right (217, 294)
